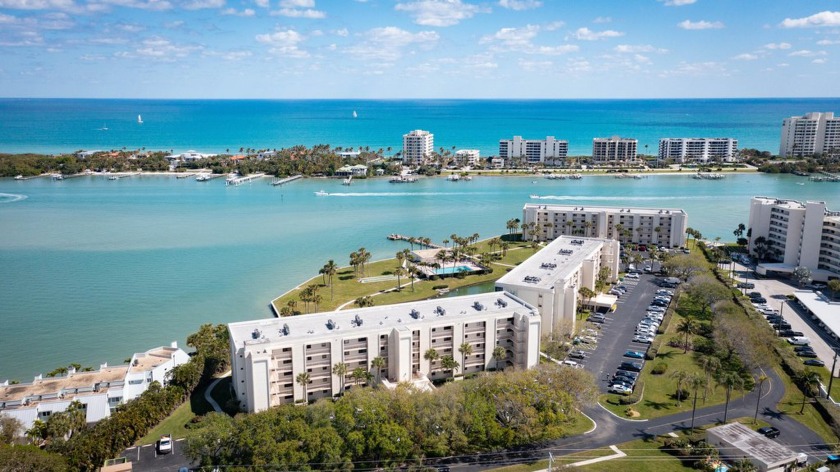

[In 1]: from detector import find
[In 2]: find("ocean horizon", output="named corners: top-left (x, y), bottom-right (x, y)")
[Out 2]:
top-left (3, 97), bottom-right (840, 157)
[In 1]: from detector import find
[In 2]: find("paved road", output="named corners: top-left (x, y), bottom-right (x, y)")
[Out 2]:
top-left (120, 438), bottom-right (191, 472)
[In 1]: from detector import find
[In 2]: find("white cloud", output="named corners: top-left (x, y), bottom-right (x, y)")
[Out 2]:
top-left (614, 44), bottom-right (667, 54)
top-left (335, 28), bottom-right (348, 37)
top-left (678, 19), bottom-right (724, 30)
top-left (254, 0), bottom-right (267, 6)
top-left (733, 53), bottom-right (758, 61)
top-left (544, 20), bottom-right (564, 31)
top-left (633, 54), bottom-right (651, 64)
top-left (781, 11), bottom-right (840, 28)
top-left (659, 61), bottom-right (727, 77)
top-left (255, 29), bottom-right (309, 57)
top-left (94, 0), bottom-right (173, 11)
top-left (184, 0), bottom-right (224, 10)
top-left (763, 42), bottom-right (791, 50)
top-left (346, 26), bottom-right (439, 62)
top-left (593, 16), bottom-right (611, 24)
top-left (0, 0), bottom-right (76, 10)
top-left (817, 39), bottom-right (840, 45)
top-left (497, 0), bottom-right (541, 11)
top-left (660, 0), bottom-right (695, 5)
top-left (0, 12), bottom-right (19, 22)
top-left (481, 25), bottom-right (578, 55)
top-left (518, 59), bottom-right (553, 71)
top-left (274, 0), bottom-right (324, 17)
top-left (813, 58), bottom-right (827, 64)
top-left (572, 27), bottom-right (623, 40)
top-left (222, 7), bottom-right (254, 15)
top-left (203, 49), bottom-right (253, 60)
top-left (117, 36), bottom-right (202, 61)
top-left (788, 49), bottom-right (827, 57)
top-left (395, 0), bottom-right (483, 27)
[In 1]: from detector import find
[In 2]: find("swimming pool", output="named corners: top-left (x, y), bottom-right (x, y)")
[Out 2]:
top-left (435, 266), bottom-right (474, 275)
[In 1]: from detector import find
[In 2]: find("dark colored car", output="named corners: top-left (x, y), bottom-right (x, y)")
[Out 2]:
top-left (624, 350), bottom-right (646, 359)
top-left (737, 282), bottom-right (755, 289)
top-left (757, 426), bottom-right (780, 438)
top-left (619, 361), bottom-right (644, 372)
top-left (804, 359), bottom-right (825, 367)
top-left (748, 292), bottom-right (763, 299)
top-left (615, 369), bottom-right (640, 380)
top-left (779, 330), bottom-right (804, 337)
top-left (798, 351), bottom-right (818, 358)
top-left (795, 345), bottom-right (814, 352)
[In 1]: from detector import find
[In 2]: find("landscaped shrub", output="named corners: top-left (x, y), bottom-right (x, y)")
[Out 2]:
top-left (646, 339), bottom-right (662, 360)
top-left (432, 285), bottom-right (449, 290)
top-left (617, 381), bottom-right (644, 405)
top-left (651, 363), bottom-right (668, 375)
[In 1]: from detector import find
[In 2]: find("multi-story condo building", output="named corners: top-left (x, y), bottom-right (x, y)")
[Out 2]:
top-left (748, 197), bottom-right (840, 282)
top-left (498, 136), bottom-right (568, 165)
top-left (496, 236), bottom-right (620, 332)
top-left (658, 138), bottom-right (739, 163)
top-left (521, 203), bottom-right (688, 249)
top-left (228, 293), bottom-right (541, 412)
top-left (402, 129), bottom-right (434, 166)
top-left (592, 137), bottom-right (638, 163)
top-left (0, 342), bottom-right (189, 432)
top-left (454, 149), bottom-right (480, 167)
top-left (780, 112), bottom-right (840, 157)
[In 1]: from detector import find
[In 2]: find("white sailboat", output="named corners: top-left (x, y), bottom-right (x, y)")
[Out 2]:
top-left (352, 110), bottom-right (358, 118)
top-left (137, 114), bottom-right (143, 124)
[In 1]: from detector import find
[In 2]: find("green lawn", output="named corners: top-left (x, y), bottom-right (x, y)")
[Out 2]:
top-left (136, 375), bottom-right (233, 446)
top-left (270, 238), bottom-right (532, 314)
top-left (774, 366), bottom-right (839, 443)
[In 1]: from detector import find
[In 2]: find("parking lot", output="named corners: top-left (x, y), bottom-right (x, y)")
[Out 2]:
top-left (732, 261), bottom-right (840, 376)
top-left (119, 438), bottom-right (191, 472)
top-left (565, 273), bottom-right (671, 395)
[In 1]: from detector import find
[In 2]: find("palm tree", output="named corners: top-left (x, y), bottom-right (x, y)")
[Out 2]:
top-left (458, 342), bottom-right (473, 376)
top-left (799, 371), bottom-right (822, 414)
top-left (698, 355), bottom-right (721, 402)
top-left (717, 371), bottom-right (745, 423)
top-left (296, 372), bottom-right (310, 402)
top-left (394, 266), bottom-right (407, 291)
top-left (357, 247), bottom-right (371, 276)
top-left (753, 373), bottom-right (768, 424)
top-left (440, 355), bottom-right (460, 377)
top-left (688, 374), bottom-right (706, 429)
top-left (506, 218), bottom-right (519, 236)
top-left (321, 260), bottom-right (338, 301)
top-left (492, 346), bottom-right (507, 371)
top-left (614, 223), bottom-right (624, 241)
top-left (578, 287), bottom-right (596, 310)
top-left (670, 370), bottom-right (690, 406)
top-left (424, 348), bottom-right (440, 375)
top-left (332, 362), bottom-right (347, 395)
top-left (351, 366), bottom-right (369, 387)
top-left (676, 317), bottom-right (696, 353)
top-left (371, 356), bottom-right (386, 383)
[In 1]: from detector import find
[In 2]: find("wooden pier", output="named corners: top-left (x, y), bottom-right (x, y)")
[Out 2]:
top-left (271, 174), bottom-right (303, 186)
top-left (226, 173), bottom-right (266, 186)
top-left (386, 234), bottom-right (443, 249)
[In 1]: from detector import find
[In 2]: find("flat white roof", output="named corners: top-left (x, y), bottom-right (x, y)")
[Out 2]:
top-left (707, 422), bottom-right (797, 466)
top-left (496, 236), bottom-right (606, 290)
top-left (794, 290), bottom-right (840, 338)
top-left (229, 292), bottom-right (538, 349)
top-left (524, 203), bottom-right (686, 217)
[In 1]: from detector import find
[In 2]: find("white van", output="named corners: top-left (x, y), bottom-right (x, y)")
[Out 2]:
top-left (788, 336), bottom-right (811, 345)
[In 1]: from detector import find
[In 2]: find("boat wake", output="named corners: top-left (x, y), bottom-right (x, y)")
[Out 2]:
top-left (532, 194), bottom-right (723, 201)
top-left (0, 193), bottom-right (27, 203)
top-left (322, 192), bottom-right (481, 197)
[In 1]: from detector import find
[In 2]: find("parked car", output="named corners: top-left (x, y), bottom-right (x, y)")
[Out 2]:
top-left (656, 289), bottom-right (674, 296)
top-left (587, 315), bottom-right (606, 324)
top-left (757, 426), bottom-right (780, 439)
top-left (737, 282), bottom-right (755, 289)
top-left (798, 351), bottom-right (818, 358)
top-left (804, 359), bottom-right (826, 367)
top-left (609, 384), bottom-right (633, 395)
top-left (568, 350), bottom-right (588, 359)
top-left (615, 370), bottom-right (640, 381)
top-left (619, 361), bottom-right (644, 372)
top-left (779, 330), bottom-right (804, 338)
top-left (788, 336), bottom-right (811, 345)
top-left (158, 435), bottom-right (173, 454)
top-left (632, 335), bottom-right (654, 344)
top-left (626, 273), bottom-right (640, 279)
top-left (624, 350), bottom-right (646, 359)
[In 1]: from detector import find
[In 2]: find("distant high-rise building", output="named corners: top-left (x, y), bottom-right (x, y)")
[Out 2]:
top-left (498, 136), bottom-right (568, 165)
top-left (592, 137), bottom-right (637, 163)
top-left (780, 112), bottom-right (840, 157)
top-left (402, 129), bottom-right (434, 165)
top-left (658, 138), bottom-right (739, 163)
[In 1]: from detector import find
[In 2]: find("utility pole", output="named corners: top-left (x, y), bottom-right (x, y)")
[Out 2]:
top-left (548, 451), bottom-right (554, 471)
top-left (828, 350), bottom-right (838, 400)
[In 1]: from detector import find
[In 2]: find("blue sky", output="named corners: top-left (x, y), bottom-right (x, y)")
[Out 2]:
top-left (1, 0), bottom-right (839, 98)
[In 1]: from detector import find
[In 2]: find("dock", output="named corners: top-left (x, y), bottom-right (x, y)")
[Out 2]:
top-left (176, 173), bottom-right (196, 179)
top-left (693, 172), bottom-right (725, 180)
top-left (386, 234), bottom-right (443, 249)
top-left (271, 174), bottom-right (303, 186)
top-left (226, 173), bottom-right (266, 186)
top-left (810, 171), bottom-right (840, 182)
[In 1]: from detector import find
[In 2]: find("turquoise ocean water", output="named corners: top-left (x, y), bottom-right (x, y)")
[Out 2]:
top-left (2, 98), bottom-right (840, 380)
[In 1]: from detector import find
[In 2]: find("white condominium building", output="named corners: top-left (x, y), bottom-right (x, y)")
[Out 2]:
top-left (228, 292), bottom-right (541, 412)
top-left (499, 136), bottom-right (568, 165)
top-left (0, 342), bottom-right (189, 432)
top-left (402, 129), bottom-right (434, 166)
top-left (496, 236), bottom-right (620, 333)
top-left (454, 149), bottom-right (480, 167)
top-left (780, 112), bottom-right (840, 157)
top-left (522, 203), bottom-right (688, 249)
top-left (748, 197), bottom-right (840, 282)
top-left (592, 137), bottom-right (638, 163)
top-left (658, 138), bottom-right (739, 163)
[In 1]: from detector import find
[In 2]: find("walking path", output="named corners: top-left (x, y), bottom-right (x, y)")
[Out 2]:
top-left (204, 371), bottom-right (230, 413)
